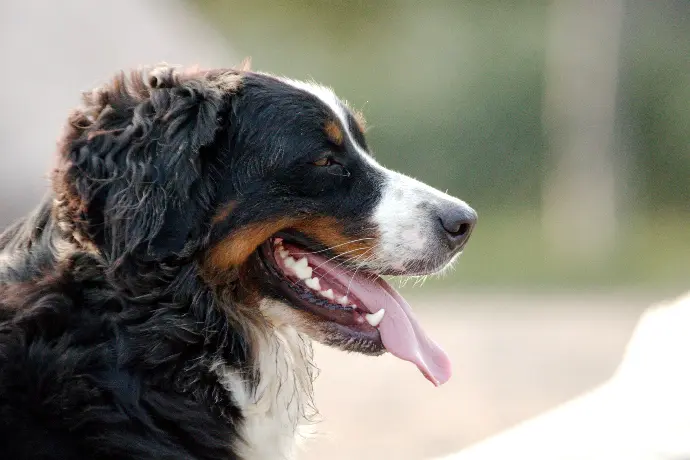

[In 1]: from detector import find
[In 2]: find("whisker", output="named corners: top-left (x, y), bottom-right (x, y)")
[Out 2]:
top-left (285, 246), bottom-right (370, 290)
top-left (311, 246), bottom-right (369, 273)
top-left (344, 248), bottom-right (377, 299)
top-left (288, 238), bottom-right (375, 256)
top-left (312, 247), bottom-right (372, 281)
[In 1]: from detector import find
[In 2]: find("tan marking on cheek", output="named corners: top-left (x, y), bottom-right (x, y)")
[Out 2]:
top-left (293, 216), bottom-right (378, 257)
top-left (206, 216), bottom-right (379, 274)
top-left (207, 217), bottom-right (299, 270)
top-left (212, 201), bottom-right (238, 225)
top-left (324, 120), bottom-right (344, 146)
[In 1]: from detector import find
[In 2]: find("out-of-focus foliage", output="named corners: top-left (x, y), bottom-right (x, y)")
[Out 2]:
top-left (194, 0), bottom-right (690, 289)
top-left (619, 2), bottom-right (690, 212)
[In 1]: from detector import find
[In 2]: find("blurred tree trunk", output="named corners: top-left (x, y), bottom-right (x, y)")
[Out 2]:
top-left (542, 0), bottom-right (625, 263)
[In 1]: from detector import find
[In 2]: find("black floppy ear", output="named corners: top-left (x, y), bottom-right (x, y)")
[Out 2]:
top-left (55, 65), bottom-right (241, 262)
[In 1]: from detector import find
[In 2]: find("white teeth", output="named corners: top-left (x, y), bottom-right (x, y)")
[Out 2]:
top-left (292, 257), bottom-right (312, 280)
top-left (305, 277), bottom-right (321, 291)
top-left (365, 309), bottom-right (385, 327)
top-left (294, 266), bottom-right (312, 280)
top-left (278, 251), bottom-right (312, 279)
top-left (284, 256), bottom-right (296, 268)
top-left (321, 289), bottom-right (334, 300)
top-left (337, 295), bottom-right (349, 306)
top-left (295, 257), bottom-right (308, 269)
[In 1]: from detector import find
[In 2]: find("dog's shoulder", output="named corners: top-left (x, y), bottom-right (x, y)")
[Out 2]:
top-left (0, 255), bottom-right (244, 460)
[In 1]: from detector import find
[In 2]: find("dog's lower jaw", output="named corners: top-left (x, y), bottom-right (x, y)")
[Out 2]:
top-left (215, 299), bottom-right (317, 460)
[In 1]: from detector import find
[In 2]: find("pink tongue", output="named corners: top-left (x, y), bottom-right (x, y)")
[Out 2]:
top-left (374, 278), bottom-right (452, 386)
top-left (302, 249), bottom-right (452, 386)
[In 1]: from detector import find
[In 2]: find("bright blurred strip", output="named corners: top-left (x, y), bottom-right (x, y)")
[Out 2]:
top-left (436, 292), bottom-right (690, 460)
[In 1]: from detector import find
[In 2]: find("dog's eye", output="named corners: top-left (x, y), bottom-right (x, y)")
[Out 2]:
top-left (310, 156), bottom-right (350, 177)
top-left (312, 157), bottom-right (333, 167)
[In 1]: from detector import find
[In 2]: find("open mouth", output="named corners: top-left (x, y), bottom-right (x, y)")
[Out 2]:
top-left (257, 232), bottom-right (452, 386)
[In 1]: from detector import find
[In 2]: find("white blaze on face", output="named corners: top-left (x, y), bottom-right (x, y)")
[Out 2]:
top-left (371, 169), bottom-right (472, 270)
top-left (280, 77), bottom-right (472, 272)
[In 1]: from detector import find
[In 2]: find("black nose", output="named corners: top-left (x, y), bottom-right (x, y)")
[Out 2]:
top-left (438, 205), bottom-right (477, 250)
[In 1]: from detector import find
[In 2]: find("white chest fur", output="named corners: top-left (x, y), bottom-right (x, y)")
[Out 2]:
top-left (215, 324), bottom-right (315, 460)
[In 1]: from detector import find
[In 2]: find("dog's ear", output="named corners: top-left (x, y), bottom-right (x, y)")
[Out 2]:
top-left (54, 65), bottom-right (242, 263)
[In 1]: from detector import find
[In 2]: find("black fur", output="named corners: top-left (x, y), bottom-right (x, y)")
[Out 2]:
top-left (0, 66), bottom-right (385, 459)
top-left (0, 253), bottom-right (242, 459)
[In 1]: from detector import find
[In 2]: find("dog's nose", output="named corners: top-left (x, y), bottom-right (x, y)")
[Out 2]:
top-left (438, 204), bottom-right (477, 250)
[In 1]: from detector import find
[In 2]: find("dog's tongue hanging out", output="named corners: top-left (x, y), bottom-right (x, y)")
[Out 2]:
top-left (285, 244), bottom-right (452, 386)
top-left (351, 273), bottom-right (452, 386)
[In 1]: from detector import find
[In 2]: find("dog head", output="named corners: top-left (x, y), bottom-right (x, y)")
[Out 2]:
top-left (54, 64), bottom-right (476, 385)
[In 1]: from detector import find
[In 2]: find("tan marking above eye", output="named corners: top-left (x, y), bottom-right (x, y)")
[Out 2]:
top-left (324, 120), bottom-right (344, 146)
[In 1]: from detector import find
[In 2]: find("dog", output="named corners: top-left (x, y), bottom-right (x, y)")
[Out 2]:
top-left (0, 64), bottom-right (476, 460)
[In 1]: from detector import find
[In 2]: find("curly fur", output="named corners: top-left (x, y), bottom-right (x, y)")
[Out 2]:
top-left (0, 62), bottom-right (476, 459)
top-left (0, 65), bottom-right (316, 460)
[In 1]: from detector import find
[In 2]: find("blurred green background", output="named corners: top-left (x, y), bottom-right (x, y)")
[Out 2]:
top-left (1, 0), bottom-right (687, 290)
top-left (195, 0), bottom-right (690, 289)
